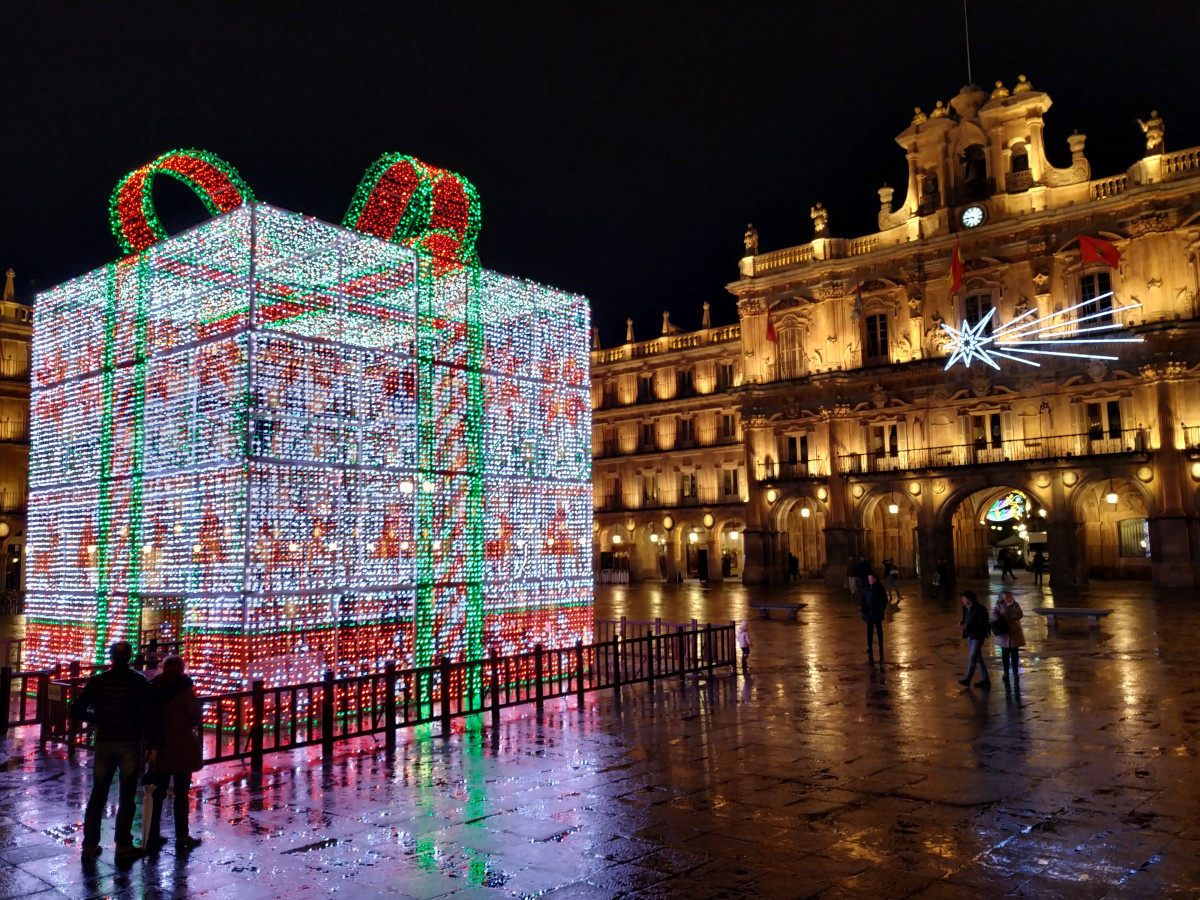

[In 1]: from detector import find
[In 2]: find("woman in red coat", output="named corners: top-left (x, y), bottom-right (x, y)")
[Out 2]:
top-left (145, 656), bottom-right (203, 851)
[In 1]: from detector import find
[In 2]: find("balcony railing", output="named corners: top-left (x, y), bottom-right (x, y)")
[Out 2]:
top-left (0, 420), bottom-right (28, 443)
top-left (0, 358), bottom-right (29, 381)
top-left (755, 459), bottom-right (828, 482)
top-left (838, 429), bottom-right (1147, 474)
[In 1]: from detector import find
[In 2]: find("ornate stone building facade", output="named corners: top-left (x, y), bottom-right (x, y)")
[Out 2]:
top-left (594, 79), bottom-right (1200, 591)
top-left (0, 270), bottom-right (31, 602)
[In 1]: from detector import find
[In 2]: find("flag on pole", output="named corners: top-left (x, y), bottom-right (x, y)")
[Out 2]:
top-left (947, 244), bottom-right (964, 293)
top-left (765, 305), bottom-right (777, 343)
top-left (1079, 234), bottom-right (1121, 269)
top-left (851, 284), bottom-right (864, 323)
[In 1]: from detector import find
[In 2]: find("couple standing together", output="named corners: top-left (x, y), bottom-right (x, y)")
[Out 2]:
top-left (958, 589), bottom-right (1026, 688)
top-left (69, 641), bottom-right (204, 858)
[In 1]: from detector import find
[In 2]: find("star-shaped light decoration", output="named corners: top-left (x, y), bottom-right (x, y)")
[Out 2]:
top-left (941, 292), bottom-right (1144, 370)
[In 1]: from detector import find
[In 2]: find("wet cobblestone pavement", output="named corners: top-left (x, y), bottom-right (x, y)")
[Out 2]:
top-left (3, 575), bottom-right (1199, 898)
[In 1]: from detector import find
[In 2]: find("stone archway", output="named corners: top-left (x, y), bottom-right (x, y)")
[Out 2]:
top-left (772, 493), bottom-right (828, 579)
top-left (1074, 475), bottom-right (1152, 580)
top-left (941, 480), bottom-right (1049, 581)
top-left (860, 489), bottom-right (918, 576)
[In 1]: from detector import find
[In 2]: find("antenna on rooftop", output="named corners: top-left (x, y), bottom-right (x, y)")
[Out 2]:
top-left (963, 0), bottom-right (973, 85)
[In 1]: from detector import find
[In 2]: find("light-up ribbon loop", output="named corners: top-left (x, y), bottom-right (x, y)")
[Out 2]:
top-left (109, 149), bottom-right (256, 254)
top-left (343, 154), bottom-right (482, 274)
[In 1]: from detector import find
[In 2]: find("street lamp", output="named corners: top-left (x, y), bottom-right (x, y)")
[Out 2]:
top-left (1106, 480), bottom-right (1118, 505)
top-left (888, 493), bottom-right (899, 515)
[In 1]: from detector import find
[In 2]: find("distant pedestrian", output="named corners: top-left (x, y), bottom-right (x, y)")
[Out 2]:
top-left (846, 557), bottom-right (858, 596)
top-left (991, 591), bottom-right (1026, 684)
top-left (934, 558), bottom-right (949, 599)
top-left (883, 558), bottom-right (901, 603)
top-left (861, 573), bottom-right (888, 661)
top-left (788, 552), bottom-right (799, 581)
top-left (1000, 549), bottom-right (1016, 581)
top-left (958, 590), bottom-right (992, 689)
top-left (144, 656), bottom-right (204, 852)
top-left (736, 620), bottom-right (750, 674)
top-left (69, 641), bottom-right (149, 858)
top-left (1031, 551), bottom-right (1046, 585)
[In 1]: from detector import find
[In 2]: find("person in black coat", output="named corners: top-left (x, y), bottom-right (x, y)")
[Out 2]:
top-left (958, 590), bottom-right (992, 688)
top-left (69, 641), bottom-right (150, 858)
top-left (861, 573), bottom-right (888, 661)
top-left (145, 656), bottom-right (204, 851)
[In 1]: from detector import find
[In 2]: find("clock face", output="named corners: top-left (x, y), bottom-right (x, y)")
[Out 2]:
top-left (961, 205), bottom-right (985, 228)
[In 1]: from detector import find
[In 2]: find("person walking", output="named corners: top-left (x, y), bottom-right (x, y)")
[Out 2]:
top-left (1000, 549), bottom-right (1017, 581)
top-left (934, 558), bottom-right (949, 599)
top-left (736, 620), bottom-right (751, 674)
top-left (1031, 550), bottom-right (1046, 586)
top-left (69, 641), bottom-right (150, 858)
top-left (991, 591), bottom-right (1026, 684)
top-left (958, 590), bottom-right (992, 688)
top-left (862, 573), bottom-right (888, 662)
top-left (883, 558), bottom-right (902, 603)
top-left (846, 556), bottom-right (858, 596)
top-left (144, 656), bottom-right (204, 852)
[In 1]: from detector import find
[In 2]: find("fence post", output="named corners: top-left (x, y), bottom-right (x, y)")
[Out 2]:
top-left (678, 630), bottom-right (686, 685)
top-left (730, 620), bottom-right (736, 672)
top-left (534, 644), bottom-right (544, 712)
top-left (654, 617), bottom-right (661, 635)
top-left (38, 674), bottom-right (51, 747)
top-left (250, 679), bottom-right (265, 772)
top-left (439, 657), bottom-right (452, 739)
top-left (648, 635), bottom-right (656, 688)
top-left (619, 615), bottom-right (626, 640)
top-left (384, 662), bottom-right (397, 754)
top-left (705, 623), bottom-right (714, 678)
top-left (0, 666), bottom-right (10, 735)
top-left (321, 669), bottom-right (335, 758)
top-left (575, 639), bottom-right (584, 706)
top-left (612, 636), bottom-right (622, 705)
top-left (490, 649), bottom-right (500, 733)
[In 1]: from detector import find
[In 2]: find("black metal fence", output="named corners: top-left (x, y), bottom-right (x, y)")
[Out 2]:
top-left (3, 620), bottom-right (735, 771)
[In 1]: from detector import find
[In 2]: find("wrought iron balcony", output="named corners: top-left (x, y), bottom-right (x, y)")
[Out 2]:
top-left (838, 429), bottom-right (1148, 475)
top-left (755, 459), bottom-right (829, 482)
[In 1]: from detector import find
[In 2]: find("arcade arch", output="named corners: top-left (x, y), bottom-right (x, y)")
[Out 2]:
top-left (861, 489), bottom-right (919, 575)
top-left (1074, 476), bottom-right (1151, 579)
top-left (947, 484), bottom-right (1046, 578)
top-left (773, 494), bottom-right (827, 578)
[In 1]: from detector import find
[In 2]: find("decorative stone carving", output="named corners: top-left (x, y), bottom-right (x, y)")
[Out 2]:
top-left (870, 384), bottom-right (887, 409)
top-left (1013, 294), bottom-right (1030, 317)
top-left (1044, 132), bottom-right (1090, 186)
top-left (1129, 214), bottom-right (1171, 237)
top-left (817, 282), bottom-right (845, 301)
top-left (929, 100), bottom-right (949, 118)
top-left (1032, 271), bottom-right (1051, 293)
top-left (989, 80), bottom-right (1010, 100)
top-left (970, 370), bottom-right (991, 398)
top-left (1138, 110), bottom-right (1165, 155)
top-left (1013, 74), bottom-right (1033, 94)
top-left (1086, 359), bottom-right (1108, 383)
top-left (911, 107), bottom-right (927, 125)
top-left (738, 297), bottom-right (767, 317)
top-left (743, 224), bottom-right (759, 256)
top-left (810, 202), bottom-right (830, 237)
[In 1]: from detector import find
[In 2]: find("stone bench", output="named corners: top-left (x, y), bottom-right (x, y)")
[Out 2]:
top-left (1033, 607), bottom-right (1114, 631)
top-left (749, 603), bottom-right (806, 621)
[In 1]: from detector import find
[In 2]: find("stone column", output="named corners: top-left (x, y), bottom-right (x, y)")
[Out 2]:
top-left (705, 537), bottom-right (723, 583)
top-left (821, 410), bottom-right (863, 585)
top-left (1027, 117), bottom-right (1046, 183)
top-left (662, 536), bottom-right (679, 583)
top-left (741, 415), bottom-right (776, 585)
top-left (1048, 473), bottom-right (1086, 591)
top-left (1147, 366), bottom-right (1199, 587)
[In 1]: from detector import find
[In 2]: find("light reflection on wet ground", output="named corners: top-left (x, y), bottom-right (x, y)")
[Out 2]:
top-left (2, 575), bottom-right (1198, 898)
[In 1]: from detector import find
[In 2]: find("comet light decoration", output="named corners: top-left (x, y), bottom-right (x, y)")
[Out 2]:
top-left (941, 292), bottom-right (1143, 370)
top-left (24, 149), bottom-right (593, 695)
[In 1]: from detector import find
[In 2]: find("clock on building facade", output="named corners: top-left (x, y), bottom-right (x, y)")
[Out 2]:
top-left (960, 204), bottom-right (986, 228)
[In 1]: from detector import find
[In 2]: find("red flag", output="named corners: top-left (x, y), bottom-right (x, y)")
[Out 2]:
top-left (765, 305), bottom-right (777, 343)
top-left (947, 244), bottom-right (964, 293)
top-left (1079, 234), bottom-right (1121, 269)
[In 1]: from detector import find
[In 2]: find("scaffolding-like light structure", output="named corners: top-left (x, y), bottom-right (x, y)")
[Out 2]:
top-left (25, 154), bottom-right (592, 694)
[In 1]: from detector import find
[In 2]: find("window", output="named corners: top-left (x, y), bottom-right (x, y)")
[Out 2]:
top-left (676, 368), bottom-right (694, 398)
top-left (680, 472), bottom-right (697, 499)
top-left (722, 413), bottom-right (737, 438)
top-left (637, 375), bottom-right (655, 403)
top-left (678, 417), bottom-right (695, 443)
top-left (1080, 271), bottom-right (1114, 326)
top-left (971, 413), bottom-right (1003, 449)
top-left (870, 424), bottom-right (899, 457)
top-left (642, 473), bottom-right (658, 502)
top-left (1118, 518), bottom-right (1150, 558)
top-left (722, 468), bottom-right (740, 497)
top-left (716, 363), bottom-right (735, 391)
top-left (779, 328), bottom-right (804, 379)
top-left (964, 294), bottom-right (993, 334)
top-left (1087, 400), bottom-right (1123, 441)
top-left (786, 435), bottom-right (808, 463)
top-left (864, 314), bottom-right (888, 362)
top-left (641, 423), bottom-right (655, 449)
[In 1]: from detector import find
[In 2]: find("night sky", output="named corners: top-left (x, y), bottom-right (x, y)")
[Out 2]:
top-left (5, 2), bottom-right (1198, 344)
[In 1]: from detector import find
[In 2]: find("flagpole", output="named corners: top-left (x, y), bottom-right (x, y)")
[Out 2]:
top-left (963, 0), bottom-right (973, 85)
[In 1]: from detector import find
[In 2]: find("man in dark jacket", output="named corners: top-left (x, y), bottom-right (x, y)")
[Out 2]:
top-left (861, 573), bottom-right (888, 661)
top-left (958, 590), bottom-right (992, 688)
top-left (69, 641), bottom-right (149, 858)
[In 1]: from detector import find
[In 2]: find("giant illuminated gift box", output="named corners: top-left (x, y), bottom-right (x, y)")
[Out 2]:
top-left (24, 150), bottom-right (593, 693)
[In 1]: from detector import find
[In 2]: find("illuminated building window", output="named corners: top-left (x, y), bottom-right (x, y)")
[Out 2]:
top-left (641, 423), bottom-right (656, 450)
top-left (642, 473), bottom-right (658, 503)
top-left (870, 424), bottom-right (899, 458)
top-left (716, 363), bottom-right (735, 392)
top-left (1086, 400), bottom-right (1123, 441)
top-left (679, 417), bottom-right (695, 444)
top-left (722, 413), bottom-right (737, 438)
top-left (778, 327), bottom-right (804, 378)
top-left (1080, 271), bottom-right (1114, 326)
top-left (723, 468), bottom-right (740, 497)
top-left (680, 472), bottom-right (697, 499)
top-left (1118, 518), bottom-right (1150, 558)
top-left (964, 294), bottom-right (994, 335)
top-left (677, 368), bottom-right (694, 398)
top-left (864, 314), bottom-right (888, 362)
top-left (637, 375), bottom-right (655, 403)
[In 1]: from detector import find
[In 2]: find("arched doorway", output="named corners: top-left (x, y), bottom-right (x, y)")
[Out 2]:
top-left (863, 490), bottom-right (918, 575)
top-left (1077, 477), bottom-right (1151, 579)
top-left (950, 486), bottom-right (1045, 578)
top-left (777, 495), bottom-right (826, 578)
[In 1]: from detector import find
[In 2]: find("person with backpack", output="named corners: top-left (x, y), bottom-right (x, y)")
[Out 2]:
top-left (991, 590), bottom-right (1026, 684)
top-left (957, 590), bottom-right (992, 688)
top-left (861, 573), bottom-right (888, 662)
